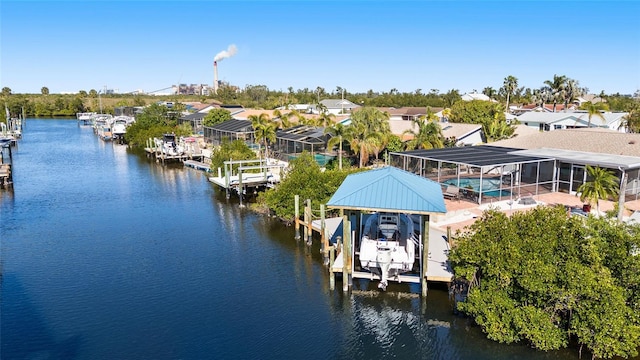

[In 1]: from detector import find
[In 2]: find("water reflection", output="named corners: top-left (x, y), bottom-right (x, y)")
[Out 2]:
top-left (1, 120), bottom-right (590, 360)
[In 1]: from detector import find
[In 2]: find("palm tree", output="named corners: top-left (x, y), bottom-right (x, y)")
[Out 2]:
top-left (532, 86), bottom-right (552, 109)
top-left (403, 116), bottom-right (444, 150)
top-left (325, 123), bottom-right (348, 169)
top-left (561, 78), bottom-right (581, 111)
top-left (248, 113), bottom-right (276, 159)
top-left (620, 108), bottom-right (640, 133)
top-left (273, 109), bottom-right (294, 129)
top-left (502, 75), bottom-right (518, 113)
top-left (316, 111), bottom-right (336, 127)
top-left (576, 165), bottom-right (619, 214)
top-left (544, 74), bottom-right (568, 112)
top-left (482, 87), bottom-right (496, 100)
top-left (348, 107), bottom-right (391, 167)
top-left (580, 101), bottom-right (608, 127)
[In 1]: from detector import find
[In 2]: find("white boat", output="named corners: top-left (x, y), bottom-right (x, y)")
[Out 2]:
top-left (359, 212), bottom-right (417, 291)
top-left (91, 114), bottom-right (113, 132)
top-left (154, 133), bottom-right (184, 156)
top-left (97, 125), bottom-right (113, 141)
top-left (76, 112), bottom-right (97, 124)
top-left (111, 115), bottom-right (135, 140)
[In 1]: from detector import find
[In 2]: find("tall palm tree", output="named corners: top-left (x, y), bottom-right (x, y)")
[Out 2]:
top-left (544, 74), bottom-right (567, 112)
top-left (348, 107), bottom-right (391, 167)
top-left (403, 116), bottom-right (444, 150)
top-left (580, 101), bottom-right (608, 127)
top-left (248, 113), bottom-right (276, 159)
top-left (576, 165), bottom-right (619, 214)
top-left (561, 78), bottom-right (581, 111)
top-left (502, 75), bottom-right (518, 113)
top-left (325, 123), bottom-right (348, 169)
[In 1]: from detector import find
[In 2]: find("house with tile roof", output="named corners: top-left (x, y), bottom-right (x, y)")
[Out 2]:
top-left (491, 128), bottom-right (640, 208)
top-left (388, 120), bottom-right (482, 146)
top-left (514, 111), bottom-right (628, 132)
top-left (376, 107), bottom-right (444, 122)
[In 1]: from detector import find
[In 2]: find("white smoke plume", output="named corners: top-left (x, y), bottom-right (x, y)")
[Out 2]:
top-left (214, 44), bottom-right (238, 62)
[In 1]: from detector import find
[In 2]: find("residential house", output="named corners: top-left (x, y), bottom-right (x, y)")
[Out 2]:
top-left (389, 120), bottom-right (482, 146)
top-left (514, 111), bottom-right (628, 132)
top-left (316, 99), bottom-right (361, 115)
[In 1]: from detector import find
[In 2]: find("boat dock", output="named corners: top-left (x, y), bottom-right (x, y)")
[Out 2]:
top-left (0, 163), bottom-right (12, 188)
top-left (183, 159), bottom-right (212, 172)
top-left (144, 137), bottom-right (205, 165)
top-left (307, 214), bottom-right (453, 283)
top-left (208, 158), bottom-right (287, 205)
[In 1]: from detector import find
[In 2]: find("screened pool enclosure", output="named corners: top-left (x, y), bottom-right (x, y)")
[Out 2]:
top-left (389, 146), bottom-right (556, 204)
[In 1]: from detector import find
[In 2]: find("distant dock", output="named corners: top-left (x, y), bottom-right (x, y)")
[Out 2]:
top-left (208, 158), bottom-right (287, 205)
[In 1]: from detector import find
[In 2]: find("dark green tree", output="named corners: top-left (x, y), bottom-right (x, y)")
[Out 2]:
top-left (209, 139), bottom-right (257, 172)
top-left (203, 108), bottom-right (232, 127)
top-left (449, 207), bottom-right (640, 359)
top-left (258, 152), bottom-right (358, 221)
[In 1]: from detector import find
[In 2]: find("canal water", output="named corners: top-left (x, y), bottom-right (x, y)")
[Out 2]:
top-left (1, 119), bottom-right (581, 359)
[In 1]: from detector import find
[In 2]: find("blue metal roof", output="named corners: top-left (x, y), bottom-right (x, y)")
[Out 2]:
top-left (327, 166), bottom-right (447, 214)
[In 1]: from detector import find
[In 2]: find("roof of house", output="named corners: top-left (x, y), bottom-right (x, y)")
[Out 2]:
top-left (440, 123), bottom-right (482, 140)
top-left (492, 128), bottom-right (640, 157)
top-left (232, 109), bottom-right (280, 120)
top-left (511, 147), bottom-right (640, 170)
top-left (461, 93), bottom-right (496, 102)
top-left (514, 111), bottom-right (627, 126)
top-left (388, 120), bottom-right (481, 141)
top-left (326, 166), bottom-right (447, 215)
top-left (377, 107), bottom-right (444, 117)
top-left (181, 112), bottom-right (207, 121)
top-left (320, 99), bottom-right (360, 109)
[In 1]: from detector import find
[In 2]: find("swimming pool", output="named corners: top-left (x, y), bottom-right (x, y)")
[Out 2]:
top-left (443, 177), bottom-right (511, 197)
top-left (288, 153), bottom-right (336, 166)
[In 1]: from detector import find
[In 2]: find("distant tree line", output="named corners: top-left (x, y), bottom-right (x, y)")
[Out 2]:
top-left (2, 74), bottom-right (638, 122)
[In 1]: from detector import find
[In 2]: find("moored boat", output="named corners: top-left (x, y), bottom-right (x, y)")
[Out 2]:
top-left (154, 133), bottom-right (184, 156)
top-left (111, 115), bottom-right (135, 141)
top-left (359, 212), bottom-right (417, 290)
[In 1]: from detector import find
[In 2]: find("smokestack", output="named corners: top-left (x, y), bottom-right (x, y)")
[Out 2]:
top-left (214, 61), bottom-right (219, 94)
top-left (212, 44), bottom-right (237, 95)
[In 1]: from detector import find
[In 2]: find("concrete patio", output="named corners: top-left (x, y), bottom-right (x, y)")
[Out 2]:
top-left (431, 192), bottom-right (640, 234)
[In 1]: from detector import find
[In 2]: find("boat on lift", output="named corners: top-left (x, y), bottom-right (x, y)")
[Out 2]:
top-left (111, 115), bottom-right (135, 141)
top-left (359, 212), bottom-right (417, 291)
top-left (154, 133), bottom-right (184, 156)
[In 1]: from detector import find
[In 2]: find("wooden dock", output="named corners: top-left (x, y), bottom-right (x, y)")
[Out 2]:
top-left (208, 159), bottom-right (287, 205)
top-left (144, 137), bottom-right (205, 165)
top-left (183, 159), bottom-right (212, 172)
top-left (0, 163), bottom-right (12, 188)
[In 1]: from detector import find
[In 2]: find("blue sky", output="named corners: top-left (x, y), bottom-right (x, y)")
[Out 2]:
top-left (1, 1), bottom-right (639, 95)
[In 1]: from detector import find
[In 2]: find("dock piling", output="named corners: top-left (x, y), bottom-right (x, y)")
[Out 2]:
top-left (329, 245), bottom-right (335, 290)
top-left (421, 219), bottom-right (430, 297)
top-left (342, 215), bottom-right (351, 293)
top-left (294, 195), bottom-right (300, 240)
top-left (306, 199), bottom-right (312, 246)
